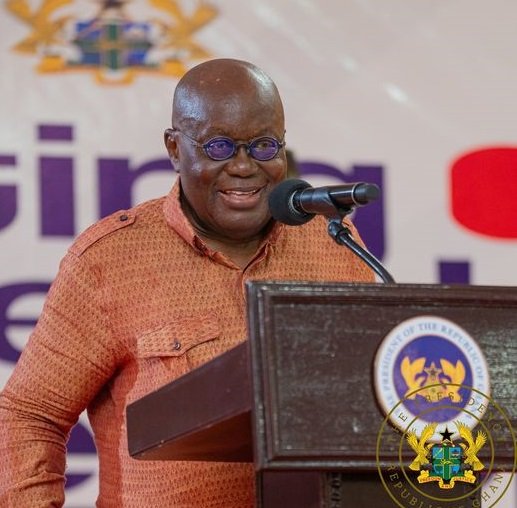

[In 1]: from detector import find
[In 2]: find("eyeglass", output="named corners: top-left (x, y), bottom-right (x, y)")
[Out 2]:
top-left (173, 129), bottom-right (285, 162)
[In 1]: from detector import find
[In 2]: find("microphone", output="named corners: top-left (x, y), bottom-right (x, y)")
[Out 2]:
top-left (269, 178), bottom-right (380, 225)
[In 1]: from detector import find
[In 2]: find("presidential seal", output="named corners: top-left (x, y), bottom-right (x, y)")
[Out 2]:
top-left (374, 316), bottom-right (515, 507)
top-left (374, 315), bottom-right (490, 437)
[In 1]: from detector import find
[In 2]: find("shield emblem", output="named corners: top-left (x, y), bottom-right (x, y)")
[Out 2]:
top-left (432, 444), bottom-right (463, 481)
top-left (74, 21), bottom-right (152, 71)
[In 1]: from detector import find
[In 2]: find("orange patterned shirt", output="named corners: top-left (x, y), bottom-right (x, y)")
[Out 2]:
top-left (0, 180), bottom-right (374, 507)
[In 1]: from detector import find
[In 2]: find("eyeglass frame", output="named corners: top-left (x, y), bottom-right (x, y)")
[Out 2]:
top-left (169, 128), bottom-right (286, 162)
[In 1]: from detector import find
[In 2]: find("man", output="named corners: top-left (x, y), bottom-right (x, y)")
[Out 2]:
top-left (0, 59), bottom-right (374, 507)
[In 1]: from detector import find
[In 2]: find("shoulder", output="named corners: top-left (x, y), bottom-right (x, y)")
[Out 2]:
top-left (69, 197), bottom-right (165, 257)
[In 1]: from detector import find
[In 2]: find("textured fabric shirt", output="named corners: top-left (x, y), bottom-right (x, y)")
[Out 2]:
top-left (0, 180), bottom-right (375, 507)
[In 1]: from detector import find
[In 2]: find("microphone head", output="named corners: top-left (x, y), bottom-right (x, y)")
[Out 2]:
top-left (353, 183), bottom-right (380, 205)
top-left (268, 178), bottom-right (315, 226)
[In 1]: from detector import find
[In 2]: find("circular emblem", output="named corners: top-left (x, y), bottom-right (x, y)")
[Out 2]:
top-left (374, 315), bottom-right (490, 437)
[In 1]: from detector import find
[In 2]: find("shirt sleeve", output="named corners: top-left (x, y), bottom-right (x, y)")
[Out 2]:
top-left (0, 251), bottom-right (122, 507)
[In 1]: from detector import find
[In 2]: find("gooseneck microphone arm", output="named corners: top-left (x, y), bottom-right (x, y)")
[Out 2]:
top-left (327, 218), bottom-right (395, 284)
top-left (268, 178), bottom-right (396, 284)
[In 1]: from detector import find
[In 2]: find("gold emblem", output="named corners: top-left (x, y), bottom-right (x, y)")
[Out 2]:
top-left (6, 0), bottom-right (73, 54)
top-left (5, 0), bottom-right (218, 84)
top-left (456, 420), bottom-right (487, 471)
top-left (407, 423), bottom-right (437, 471)
top-left (401, 356), bottom-right (465, 403)
top-left (406, 421), bottom-right (486, 489)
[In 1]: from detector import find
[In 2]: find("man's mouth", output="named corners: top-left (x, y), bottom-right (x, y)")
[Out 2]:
top-left (220, 188), bottom-right (261, 196)
top-left (218, 186), bottom-right (265, 208)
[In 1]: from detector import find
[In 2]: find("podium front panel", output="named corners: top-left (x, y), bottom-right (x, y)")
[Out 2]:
top-left (246, 281), bottom-right (517, 472)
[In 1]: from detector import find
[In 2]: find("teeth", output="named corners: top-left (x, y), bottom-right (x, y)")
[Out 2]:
top-left (223, 189), bottom-right (259, 195)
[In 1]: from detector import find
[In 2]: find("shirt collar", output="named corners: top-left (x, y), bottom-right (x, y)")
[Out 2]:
top-left (163, 179), bottom-right (197, 248)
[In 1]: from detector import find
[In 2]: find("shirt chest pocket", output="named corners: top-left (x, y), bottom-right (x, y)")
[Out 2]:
top-left (136, 315), bottom-right (221, 382)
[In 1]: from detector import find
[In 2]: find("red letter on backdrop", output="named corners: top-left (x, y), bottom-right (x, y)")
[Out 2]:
top-left (450, 147), bottom-right (517, 239)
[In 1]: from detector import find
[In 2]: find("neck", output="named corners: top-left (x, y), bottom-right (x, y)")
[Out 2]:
top-left (197, 233), bottom-right (263, 269)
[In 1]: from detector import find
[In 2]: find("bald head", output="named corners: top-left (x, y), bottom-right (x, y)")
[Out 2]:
top-left (171, 58), bottom-right (284, 131)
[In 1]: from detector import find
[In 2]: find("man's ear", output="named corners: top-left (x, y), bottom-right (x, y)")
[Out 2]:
top-left (164, 128), bottom-right (179, 164)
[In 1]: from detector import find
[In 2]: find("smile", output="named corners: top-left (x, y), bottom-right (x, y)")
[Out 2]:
top-left (220, 188), bottom-right (261, 196)
top-left (218, 186), bottom-right (265, 208)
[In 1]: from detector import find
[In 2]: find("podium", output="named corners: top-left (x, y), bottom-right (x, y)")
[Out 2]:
top-left (127, 282), bottom-right (516, 507)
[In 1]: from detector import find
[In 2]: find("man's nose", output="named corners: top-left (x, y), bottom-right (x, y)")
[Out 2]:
top-left (225, 145), bottom-right (257, 175)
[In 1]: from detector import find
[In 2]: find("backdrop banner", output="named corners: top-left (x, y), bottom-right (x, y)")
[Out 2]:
top-left (1, 0), bottom-right (515, 505)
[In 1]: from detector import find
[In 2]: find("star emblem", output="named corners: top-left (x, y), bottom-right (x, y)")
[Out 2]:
top-left (440, 426), bottom-right (454, 442)
top-left (424, 361), bottom-right (443, 379)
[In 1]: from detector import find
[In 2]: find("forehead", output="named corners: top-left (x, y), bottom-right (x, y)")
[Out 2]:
top-left (174, 68), bottom-right (284, 138)
top-left (199, 93), bottom-right (283, 139)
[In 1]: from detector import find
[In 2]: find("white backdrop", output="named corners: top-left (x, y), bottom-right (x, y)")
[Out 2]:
top-left (0, 0), bottom-right (515, 505)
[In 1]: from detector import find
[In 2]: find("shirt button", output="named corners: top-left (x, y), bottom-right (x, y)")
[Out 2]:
top-left (173, 341), bottom-right (181, 351)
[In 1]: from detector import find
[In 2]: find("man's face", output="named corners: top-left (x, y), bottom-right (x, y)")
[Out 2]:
top-left (167, 92), bottom-right (287, 243)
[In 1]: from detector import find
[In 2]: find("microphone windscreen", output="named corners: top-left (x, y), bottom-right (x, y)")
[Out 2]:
top-left (354, 183), bottom-right (380, 204)
top-left (268, 178), bottom-right (314, 226)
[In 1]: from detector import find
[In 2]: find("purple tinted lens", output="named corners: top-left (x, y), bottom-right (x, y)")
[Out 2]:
top-left (204, 138), bottom-right (235, 160)
top-left (203, 136), bottom-right (281, 161)
top-left (249, 137), bottom-right (280, 161)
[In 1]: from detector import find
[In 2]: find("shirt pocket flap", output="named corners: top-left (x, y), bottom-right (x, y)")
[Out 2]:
top-left (136, 315), bottom-right (220, 358)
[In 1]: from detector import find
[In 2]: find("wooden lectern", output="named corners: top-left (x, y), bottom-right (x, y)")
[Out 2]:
top-left (127, 282), bottom-right (516, 507)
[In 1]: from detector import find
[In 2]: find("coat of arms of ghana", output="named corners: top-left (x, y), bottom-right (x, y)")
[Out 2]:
top-left (407, 421), bottom-right (487, 489)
